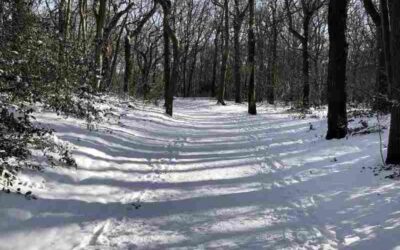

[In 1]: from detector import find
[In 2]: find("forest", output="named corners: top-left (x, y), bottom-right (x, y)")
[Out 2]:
top-left (1, 0), bottom-right (400, 249)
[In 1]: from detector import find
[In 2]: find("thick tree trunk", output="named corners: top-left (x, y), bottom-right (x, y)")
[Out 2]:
top-left (386, 0), bottom-right (400, 164)
top-left (326, 0), bottom-right (348, 140)
top-left (158, 0), bottom-right (179, 116)
top-left (248, 0), bottom-right (256, 115)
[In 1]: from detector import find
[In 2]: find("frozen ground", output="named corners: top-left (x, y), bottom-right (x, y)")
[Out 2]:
top-left (0, 98), bottom-right (399, 250)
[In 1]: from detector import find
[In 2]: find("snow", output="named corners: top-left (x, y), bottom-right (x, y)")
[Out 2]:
top-left (0, 98), bottom-right (399, 250)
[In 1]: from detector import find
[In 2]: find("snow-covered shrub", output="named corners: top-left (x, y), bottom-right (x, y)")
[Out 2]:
top-left (0, 102), bottom-right (77, 193)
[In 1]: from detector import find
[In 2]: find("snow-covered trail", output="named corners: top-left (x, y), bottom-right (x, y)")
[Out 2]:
top-left (1, 99), bottom-right (400, 250)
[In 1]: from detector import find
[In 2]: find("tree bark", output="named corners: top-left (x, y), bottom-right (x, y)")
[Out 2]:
top-left (211, 23), bottom-right (221, 98)
top-left (386, 0), bottom-right (400, 164)
top-left (123, 34), bottom-right (133, 94)
top-left (266, 2), bottom-right (278, 105)
top-left (302, 14), bottom-right (310, 108)
top-left (158, 0), bottom-right (179, 116)
top-left (362, 0), bottom-right (389, 111)
top-left (163, 9), bottom-right (171, 112)
top-left (285, 0), bottom-right (324, 108)
top-left (93, 0), bottom-right (107, 90)
top-left (218, 0), bottom-right (229, 105)
top-left (58, 0), bottom-right (66, 65)
top-left (248, 0), bottom-right (256, 115)
top-left (233, 0), bottom-right (247, 103)
top-left (380, 0), bottom-right (393, 97)
top-left (326, 0), bottom-right (348, 140)
top-left (78, 0), bottom-right (88, 52)
top-left (233, 22), bottom-right (242, 103)
top-left (375, 26), bottom-right (389, 111)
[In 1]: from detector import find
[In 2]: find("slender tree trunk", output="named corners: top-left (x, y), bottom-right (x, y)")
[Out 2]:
top-left (362, 0), bottom-right (389, 111)
top-left (374, 26), bottom-right (389, 111)
top-left (381, 0), bottom-right (393, 97)
top-left (266, 5), bottom-right (277, 105)
top-left (233, 22), bottom-right (242, 103)
top-left (107, 18), bottom-right (126, 90)
top-left (326, 0), bottom-right (348, 140)
top-left (211, 24), bottom-right (221, 98)
top-left (123, 35), bottom-right (133, 94)
top-left (218, 0), bottom-right (229, 105)
top-left (187, 51), bottom-right (198, 97)
top-left (181, 44), bottom-right (189, 97)
top-left (93, 0), bottom-right (107, 90)
top-left (58, 0), bottom-right (66, 65)
top-left (169, 38), bottom-right (179, 115)
top-left (248, 0), bottom-right (256, 115)
top-left (163, 11), bottom-right (171, 112)
top-left (302, 15), bottom-right (310, 108)
top-left (0, 0), bottom-right (3, 28)
top-left (78, 0), bottom-right (88, 52)
top-left (386, 0), bottom-right (400, 164)
top-left (65, 0), bottom-right (72, 39)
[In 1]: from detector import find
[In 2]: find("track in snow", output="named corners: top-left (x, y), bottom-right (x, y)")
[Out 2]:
top-left (0, 98), bottom-right (399, 250)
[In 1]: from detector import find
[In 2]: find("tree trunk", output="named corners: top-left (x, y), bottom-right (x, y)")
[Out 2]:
top-left (362, 0), bottom-right (389, 111)
top-left (374, 26), bottom-right (389, 111)
top-left (302, 14), bottom-right (310, 108)
top-left (266, 4), bottom-right (277, 105)
top-left (169, 38), bottom-right (179, 115)
top-left (381, 0), bottom-right (393, 97)
top-left (58, 0), bottom-right (66, 65)
top-left (386, 0), bottom-right (400, 164)
top-left (78, 0), bottom-right (88, 52)
top-left (0, 0), bottom-right (3, 27)
top-left (218, 0), bottom-right (229, 105)
top-left (187, 51), bottom-right (198, 97)
top-left (93, 0), bottom-right (107, 90)
top-left (107, 18), bottom-right (126, 91)
top-left (65, 0), bottom-right (72, 40)
top-left (233, 23), bottom-right (242, 103)
top-left (248, 0), bottom-right (256, 115)
top-left (211, 24), bottom-right (221, 98)
top-left (158, 0), bottom-right (179, 116)
top-left (326, 0), bottom-right (348, 140)
top-left (123, 35), bottom-right (133, 94)
top-left (163, 10), bottom-right (171, 113)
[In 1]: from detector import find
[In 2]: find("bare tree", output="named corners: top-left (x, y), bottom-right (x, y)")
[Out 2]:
top-left (213, 0), bottom-right (229, 105)
top-left (233, 0), bottom-right (248, 103)
top-left (285, 0), bottom-right (325, 108)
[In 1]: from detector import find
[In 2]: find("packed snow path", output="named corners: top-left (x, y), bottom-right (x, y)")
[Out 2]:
top-left (1, 99), bottom-right (399, 250)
